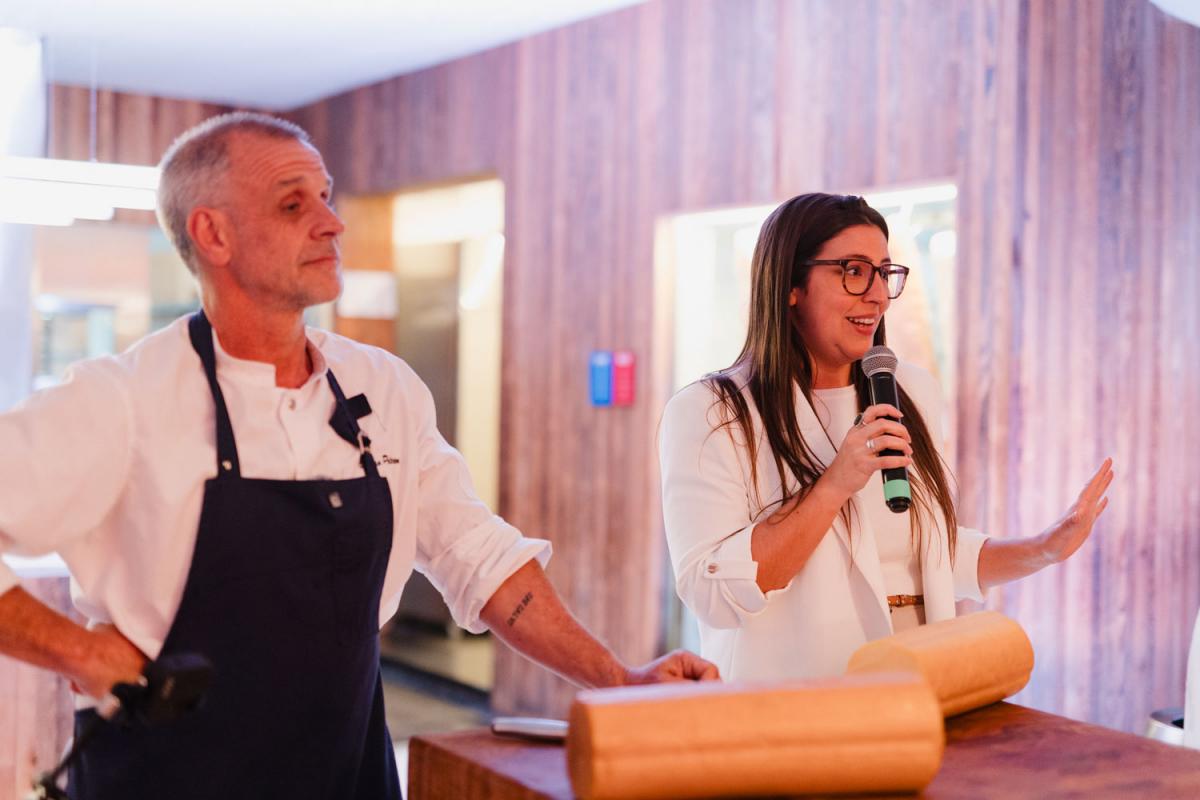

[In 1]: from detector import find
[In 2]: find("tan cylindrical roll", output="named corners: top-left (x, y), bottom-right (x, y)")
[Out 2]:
top-left (846, 611), bottom-right (1034, 717)
top-left (566, 673), bottom-right (943, 800)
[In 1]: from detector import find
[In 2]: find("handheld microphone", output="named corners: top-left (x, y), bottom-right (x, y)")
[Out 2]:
top-left (862, 346), bottom-right (911, 513)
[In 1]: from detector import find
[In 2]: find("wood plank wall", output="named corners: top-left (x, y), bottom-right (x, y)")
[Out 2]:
top-left (42, 0), bottom-right (1200, 732)
top-left (955, 0), bottom-right (1200, 730)
top-left (48, 86), bottom-right (235, 166)
top-left (292, 0), bottom-right (979, 721)
top-left (289, 0), bottom-right (1200, 730)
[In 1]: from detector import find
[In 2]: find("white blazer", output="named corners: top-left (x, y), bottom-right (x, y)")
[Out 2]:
top-left (659, 362), bottom-right (989, 681)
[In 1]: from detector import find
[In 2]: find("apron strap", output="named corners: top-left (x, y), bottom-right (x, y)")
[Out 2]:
top-left (328, 393), bottom-right (372, 448)
top-left (326, 370), bottom-right (380, 479)
top-left (187, 311), bottom-right (241, 478)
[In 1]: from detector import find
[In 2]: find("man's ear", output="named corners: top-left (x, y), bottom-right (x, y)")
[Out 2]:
top-left (188, 207), bottom-right (231, 267)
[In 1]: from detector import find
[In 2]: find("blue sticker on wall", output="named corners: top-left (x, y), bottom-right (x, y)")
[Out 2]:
top-left (589, 351), bottom-right (613, 406)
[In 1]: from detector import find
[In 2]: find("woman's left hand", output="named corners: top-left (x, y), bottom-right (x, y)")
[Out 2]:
top-left (1037, 457), bottom-right (1114, 565)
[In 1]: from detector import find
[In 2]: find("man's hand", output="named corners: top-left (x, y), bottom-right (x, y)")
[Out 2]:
top-left (0, 586), bottom-right (147, 701)
top-left (68, 623), bottom-right (148, 700)
top-left (623, 649), bottom-right (720, 684)
top-left (482, 560), bottom-right (721, 689)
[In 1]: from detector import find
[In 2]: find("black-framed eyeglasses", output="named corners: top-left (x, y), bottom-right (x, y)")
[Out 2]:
top-left (801, 259), bottom-right (910, 299)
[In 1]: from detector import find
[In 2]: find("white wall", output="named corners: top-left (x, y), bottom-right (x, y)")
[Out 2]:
top-left (0, 29), bottom-right (45, 410)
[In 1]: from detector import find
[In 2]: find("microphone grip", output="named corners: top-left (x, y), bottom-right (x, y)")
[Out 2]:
top-left (866, 372), bottom-right (912, 513)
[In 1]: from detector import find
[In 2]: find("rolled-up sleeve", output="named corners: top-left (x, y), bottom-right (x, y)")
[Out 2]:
top-left (660, 383), bottom-right (778, 629)
top-left (409, 378), bottom-right (550, 633)
top-left (952, 526), bottom-right (989, 602)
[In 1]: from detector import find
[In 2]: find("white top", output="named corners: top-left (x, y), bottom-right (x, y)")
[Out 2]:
top-left (659, 362), bottom-right (988, 682)
top-left (811, 385), bottom-right (921, 596)
top-left (0, 316), bottom-right (550, 658)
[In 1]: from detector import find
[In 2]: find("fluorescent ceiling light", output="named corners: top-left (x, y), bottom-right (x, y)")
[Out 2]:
top-left (0, 156), bottom-right (159, 189)
top-left (0, 156), bottom-right (159, 226)
top-left (2, 179), bottom-right (118, 218)
top-left (0, 207), bottom-right (73, 226)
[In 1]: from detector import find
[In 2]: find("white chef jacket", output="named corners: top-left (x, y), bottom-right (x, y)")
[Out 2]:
top-left (0, 316), bottom-right (550, 658)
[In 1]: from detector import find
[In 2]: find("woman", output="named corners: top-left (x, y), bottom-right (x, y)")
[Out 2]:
top-left (659, 193), bottom-right (1112, 681)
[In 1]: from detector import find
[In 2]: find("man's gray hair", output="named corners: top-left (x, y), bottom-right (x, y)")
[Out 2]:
top-left (156, 112), bottom-right (311, 273)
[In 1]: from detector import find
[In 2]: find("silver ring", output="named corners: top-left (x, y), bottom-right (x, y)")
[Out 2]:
top-left (866, 438), bottom-right (875, 452)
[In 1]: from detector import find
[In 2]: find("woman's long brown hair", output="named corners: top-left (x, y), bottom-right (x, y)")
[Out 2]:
top-left (707, 193), bottom-right (958, 561)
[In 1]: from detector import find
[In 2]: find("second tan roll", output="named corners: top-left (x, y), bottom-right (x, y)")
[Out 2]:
top-left (846, 610), bottom-right (1035, 717)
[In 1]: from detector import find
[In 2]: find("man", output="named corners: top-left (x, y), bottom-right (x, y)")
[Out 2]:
top-left (0, 112), bottom-right (716, 799)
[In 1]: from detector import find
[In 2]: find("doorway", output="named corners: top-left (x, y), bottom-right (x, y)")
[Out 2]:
top-left (336, 178), bottom-right (505, 695)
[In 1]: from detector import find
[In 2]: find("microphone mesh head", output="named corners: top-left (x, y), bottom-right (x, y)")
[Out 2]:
top-left (861, 346), bottom-right (898, 377)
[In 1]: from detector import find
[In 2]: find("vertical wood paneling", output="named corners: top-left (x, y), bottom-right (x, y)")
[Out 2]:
top-left (953, 0), bottom-right (1025, 642)
top-left (954, 0), bottom-right (1200, 732)
top-left (1061, 0), bottom-right (1103, 722)
top-left (43, 0), bottom-right (1200, 731)
top-left (49, 85), bottom-right (235, 165)
top-left (295, 0), bottom-right (984, 718)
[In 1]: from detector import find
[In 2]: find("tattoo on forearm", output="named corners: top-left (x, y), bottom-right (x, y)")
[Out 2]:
top-left (507, 592), bottom-right (534, 627)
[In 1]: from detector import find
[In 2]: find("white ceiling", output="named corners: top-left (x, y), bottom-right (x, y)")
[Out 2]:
top-left (0, 0), bottom-right (646, 110)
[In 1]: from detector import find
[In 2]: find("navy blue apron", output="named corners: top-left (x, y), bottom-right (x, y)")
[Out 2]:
top-left (69, 312), bottom-right (401, 799)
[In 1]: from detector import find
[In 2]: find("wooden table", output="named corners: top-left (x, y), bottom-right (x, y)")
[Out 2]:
top-left (408, 702), bottom-right (1200, 799)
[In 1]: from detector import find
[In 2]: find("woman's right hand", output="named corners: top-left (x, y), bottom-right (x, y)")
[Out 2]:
top-left (820, 404), bottom-right (913, 502)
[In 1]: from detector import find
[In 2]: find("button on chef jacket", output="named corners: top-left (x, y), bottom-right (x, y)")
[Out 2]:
top-left (0, 316), bottom-right (550, 660)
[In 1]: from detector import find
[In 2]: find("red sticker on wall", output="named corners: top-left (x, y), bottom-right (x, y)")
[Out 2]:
top-left (612, 350), bottom-right (635, 406)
